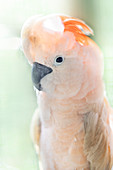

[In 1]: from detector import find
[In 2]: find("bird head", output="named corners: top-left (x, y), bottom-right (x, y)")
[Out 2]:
top-left (21, 14), bottom-right (103, 100)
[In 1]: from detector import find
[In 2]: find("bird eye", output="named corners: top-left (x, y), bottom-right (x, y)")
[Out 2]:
top-left (54, 56), bottom-right (64, 66)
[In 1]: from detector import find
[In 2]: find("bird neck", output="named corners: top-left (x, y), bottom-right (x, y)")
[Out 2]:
top-left (38, 89), bottom-right (104, 128)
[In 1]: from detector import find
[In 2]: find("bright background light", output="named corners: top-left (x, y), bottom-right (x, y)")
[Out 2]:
top-left (0, 0), bottom-right (113, 169)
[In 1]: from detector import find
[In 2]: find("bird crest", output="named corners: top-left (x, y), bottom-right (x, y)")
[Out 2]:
top-left (60, 15), bottom-right (93, 46)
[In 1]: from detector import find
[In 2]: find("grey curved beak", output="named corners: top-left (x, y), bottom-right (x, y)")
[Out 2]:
top-left (32, 62), bottom-right (53, 91)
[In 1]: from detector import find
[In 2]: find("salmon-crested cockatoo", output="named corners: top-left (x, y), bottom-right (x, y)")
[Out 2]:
top-left (21, 14), bottom-right (113, 170)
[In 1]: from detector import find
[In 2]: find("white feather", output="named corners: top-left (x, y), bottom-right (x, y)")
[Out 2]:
top-left (43, 16), bottom-right (64, 33)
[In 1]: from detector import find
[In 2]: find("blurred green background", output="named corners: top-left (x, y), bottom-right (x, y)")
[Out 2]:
top-left (0, 0), bottom-right (113, 170)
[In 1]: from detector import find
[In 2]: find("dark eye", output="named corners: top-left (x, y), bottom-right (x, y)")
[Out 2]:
top-left (54, 56), bottom-right (64, 66)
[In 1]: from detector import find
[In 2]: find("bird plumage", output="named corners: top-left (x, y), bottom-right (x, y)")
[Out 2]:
top-left (21, 14), bottom-right (113, 170)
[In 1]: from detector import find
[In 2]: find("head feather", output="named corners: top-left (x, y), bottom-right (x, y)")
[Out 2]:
top-left (60, 16), bottom-right (93, 46)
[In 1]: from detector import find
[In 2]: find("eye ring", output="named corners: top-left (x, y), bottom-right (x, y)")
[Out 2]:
top-left (54, 56), bottom-right (64, 66)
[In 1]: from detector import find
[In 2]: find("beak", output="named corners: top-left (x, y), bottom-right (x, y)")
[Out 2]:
top-left (32, 62), bottom-right (53, 91)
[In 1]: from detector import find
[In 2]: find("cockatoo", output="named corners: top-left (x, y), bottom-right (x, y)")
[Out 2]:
top-left (21, 14), bottom-right (113, 170)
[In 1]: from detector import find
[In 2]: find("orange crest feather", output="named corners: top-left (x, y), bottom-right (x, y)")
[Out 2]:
top-left (60, 16), bottom-right (93, 46)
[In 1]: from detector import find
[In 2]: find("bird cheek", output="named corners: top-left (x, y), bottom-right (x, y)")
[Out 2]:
top-left (40, 74), bottom-right (55, 94)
